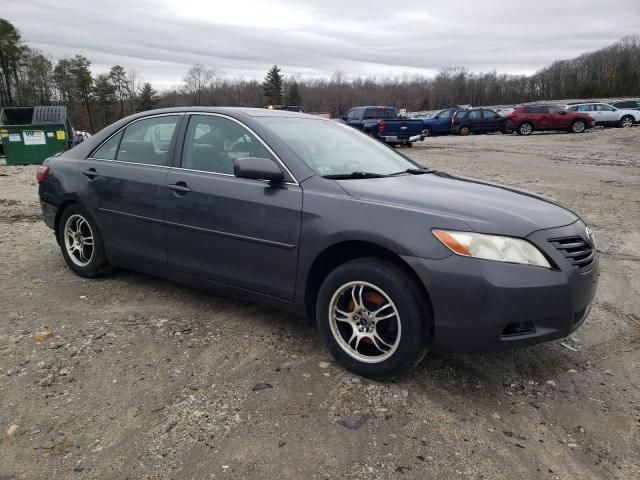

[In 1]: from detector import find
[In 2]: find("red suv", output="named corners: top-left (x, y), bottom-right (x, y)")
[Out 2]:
top-left (508, 105), bottom-right (595, 135)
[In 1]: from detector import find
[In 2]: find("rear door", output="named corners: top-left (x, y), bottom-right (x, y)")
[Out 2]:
top-left (164, 113), bottom-right (302, 300)
top-left (82, 114), bottom-right (182, 266)
top-left (546, 105), bottom-right (570, 128)
top-left (466, 109), bottom-right (483, 131)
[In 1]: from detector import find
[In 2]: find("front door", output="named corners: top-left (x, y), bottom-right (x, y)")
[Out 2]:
top-left (164, 114), bottom-right (302, 300)
top-left (481, 109), bottom-right (503, 131)
top-left (80, 114), bottom-right (181, 266)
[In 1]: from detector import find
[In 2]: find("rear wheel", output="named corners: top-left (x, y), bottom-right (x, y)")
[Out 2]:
top-left (517, 122), bottom-right (533, 135)
top-left (57, 204), bottom-right (108, 278)
top-left (619, 115), bottom-right (634, 128)
top-left (316, 258), bottom-right (431, 377)
top-left (458, 125), bottom-right (471, 136)
top-left (422, 127), bottom-right (433, 137)
top-left (404, 141), bottom-right (413, 148)
top-left (570, 120), bottom-right (586, 133)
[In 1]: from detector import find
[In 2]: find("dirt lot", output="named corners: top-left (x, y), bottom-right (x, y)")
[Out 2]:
top-left (1, 128), bottom-right (639, 479)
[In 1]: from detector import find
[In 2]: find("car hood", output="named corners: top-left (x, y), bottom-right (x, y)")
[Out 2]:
top-left (337, 172), bottom-right (578, 237)
top-left (618, 109), bottom-right (640, 119)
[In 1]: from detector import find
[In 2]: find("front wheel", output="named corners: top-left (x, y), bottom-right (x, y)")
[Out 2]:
top-left (570, 120), bottom-right (586, 133)
top-left (57, 204), bottom-right (108, 278)
top-left (422, 127), bottom-right (433, 137)
top-left (316, 259), bottom-right (431, 377)
top-left (619, 115), bottom-right (634, 128)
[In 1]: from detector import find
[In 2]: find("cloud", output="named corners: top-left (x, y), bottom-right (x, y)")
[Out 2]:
top-left (7, 0), bottom-right (640, 88)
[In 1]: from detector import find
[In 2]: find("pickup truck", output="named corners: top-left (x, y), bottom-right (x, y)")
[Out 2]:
top-left (341, 106), bottom-right (424, 146)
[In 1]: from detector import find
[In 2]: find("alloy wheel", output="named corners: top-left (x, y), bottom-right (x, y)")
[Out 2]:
top-left (572, 121), bottom-right (586, 133)
top-left (621, 116), bottom-right (633, 128)
top-left (63, 214), bottom-right (95, 267)
top-left (328, 281), bottom-right (401, 363)
top-left (519, 123), bottom-right (533, 135)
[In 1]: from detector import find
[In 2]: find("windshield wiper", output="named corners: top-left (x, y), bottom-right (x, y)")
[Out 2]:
top-left (322, 171), bottom-right (389, 179)
top-left (389, 168), bottom-right (436, 176)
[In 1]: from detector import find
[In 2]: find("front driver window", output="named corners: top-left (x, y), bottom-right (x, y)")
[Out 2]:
top-left (182, 115), bottom-right (274, 174)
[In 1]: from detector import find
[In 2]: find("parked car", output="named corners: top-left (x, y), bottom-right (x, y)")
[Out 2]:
top-left (610, 99), bottom-right (640, 111)
top-left (451, 108), bottom-right (509, 135)
top-left (420, 108), bottom-right (462, 137)
top-left (37, 107), bottom-right (598, 376)
top-left (507, 104), bottom-right (595, 135)
top-left (343, 106), bottom-right (424, 146)
top-left (565, 103), bottom-right (640, 128)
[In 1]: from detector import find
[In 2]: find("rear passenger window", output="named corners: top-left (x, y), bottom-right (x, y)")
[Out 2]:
top-left (469, 110), bottom-right (481, 119)
top-left (117, 116), bottom-right (179, 166)
top-left (92, 131), bottom-right (122, 160)
top-left (482, 110), bottom-right (499, 119)
top-left (182, 115), bottom-right (274, 175)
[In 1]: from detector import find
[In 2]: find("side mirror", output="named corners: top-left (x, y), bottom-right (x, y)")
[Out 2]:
top-left (234, 157), bottom-right (284, 182)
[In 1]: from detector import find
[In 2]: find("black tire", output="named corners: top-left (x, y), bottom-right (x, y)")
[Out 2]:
top-left (517, 122), bottom-right (533, 136)
top-left (422, 127), bottom-right (433, 137)
top-left (316, 258), bottom-right (431, 377)
top-left (570, 120), bottom-right (586, 133)
top-left (404, 141), bottom-right (413, 148)
top-left (619, 115), bottom-right (634, 128)
top-left (458, 125), bottom-right (471, 136)
top-left (57, 204), bottom-right (108, 278)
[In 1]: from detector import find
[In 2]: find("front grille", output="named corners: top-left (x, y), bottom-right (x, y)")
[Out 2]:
top-left (548, 235), bottom-right (595, 270)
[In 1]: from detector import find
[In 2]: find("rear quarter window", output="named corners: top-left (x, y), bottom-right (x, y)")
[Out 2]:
top-left (92, 131), bottom-right (123, 160)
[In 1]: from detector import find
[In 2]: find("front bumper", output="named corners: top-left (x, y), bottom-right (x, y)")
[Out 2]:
top-left (402, 221), bottom-right (599, 352)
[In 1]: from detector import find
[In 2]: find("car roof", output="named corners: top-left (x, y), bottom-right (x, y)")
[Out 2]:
top-left (116, 106), bottom-right (316, 119)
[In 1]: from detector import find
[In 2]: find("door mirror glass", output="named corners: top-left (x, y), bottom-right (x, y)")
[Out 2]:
top-left (234, 157), bottom-right (284, 182)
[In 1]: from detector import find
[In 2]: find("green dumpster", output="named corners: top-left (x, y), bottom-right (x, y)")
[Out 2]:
top-left (0, 106), bottom-right (73, 165)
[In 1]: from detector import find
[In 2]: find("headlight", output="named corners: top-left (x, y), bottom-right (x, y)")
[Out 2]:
top-left (432, 229), bottom-right (551, 268)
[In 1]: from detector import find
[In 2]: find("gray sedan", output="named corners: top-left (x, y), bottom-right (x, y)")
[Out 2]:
top-left (37, 107), bottom-right (598, 376)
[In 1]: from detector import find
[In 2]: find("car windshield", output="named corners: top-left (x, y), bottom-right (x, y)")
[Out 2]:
top-left (255, 118), bottom-right (418, 177)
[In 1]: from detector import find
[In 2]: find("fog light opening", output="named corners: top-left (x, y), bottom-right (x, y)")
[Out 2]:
top-left (502, 321), bottom-right (536, 337)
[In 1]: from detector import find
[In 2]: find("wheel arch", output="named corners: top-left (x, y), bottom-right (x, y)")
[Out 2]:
top-left (53, 196), bottom-right (84, 244)
top-left (304, 240), bottom-right (433, 322)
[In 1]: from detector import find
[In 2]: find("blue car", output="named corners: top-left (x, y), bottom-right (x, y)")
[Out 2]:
top-left (421, 108), bottom-right (462, 137)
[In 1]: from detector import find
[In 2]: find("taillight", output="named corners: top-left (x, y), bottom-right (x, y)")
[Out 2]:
top-left (36, 164), bottom-right (50, 183)
top-left (451, 112), bottom-right (458, 125)
top-left (378, 121), bottom-right (385, 133)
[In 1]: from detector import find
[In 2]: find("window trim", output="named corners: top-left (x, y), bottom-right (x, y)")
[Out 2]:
top-left (87, 112), bottom-right (184, 168)
top-left (175, 112), bottom-right (299, 186)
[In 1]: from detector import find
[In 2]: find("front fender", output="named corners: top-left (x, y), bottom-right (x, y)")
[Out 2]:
top-left (294, 176), bottom-right (467, 305)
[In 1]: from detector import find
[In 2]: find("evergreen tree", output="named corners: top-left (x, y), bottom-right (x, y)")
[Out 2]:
top-left (109, 65), bottom-right (129, 117)
top-left (92, 73), bottom-right (116, 128)
top-left (285, 81), bottom-right (302, 106)
top-left (0, 18), bottom-right (23, 105)
top-left (262, 65), bottom-right (283, 105)
top-left (137, 82), bottom-right (160, 111)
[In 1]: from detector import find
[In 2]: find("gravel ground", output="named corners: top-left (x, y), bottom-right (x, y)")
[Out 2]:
top-left (1, 128), bottom-right (639, 479)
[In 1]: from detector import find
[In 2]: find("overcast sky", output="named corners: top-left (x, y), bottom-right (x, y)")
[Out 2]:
top-left (7, 0), bottom-right (640, 89)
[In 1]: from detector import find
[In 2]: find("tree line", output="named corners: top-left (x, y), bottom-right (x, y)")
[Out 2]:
top-left (1, 15), bottom-right (639, 132)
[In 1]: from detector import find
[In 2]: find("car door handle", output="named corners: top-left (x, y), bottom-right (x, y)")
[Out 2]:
top-left (82, 168), bottom-right (98, 179)
top-left (167, 182), bottom-right (192, 194)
